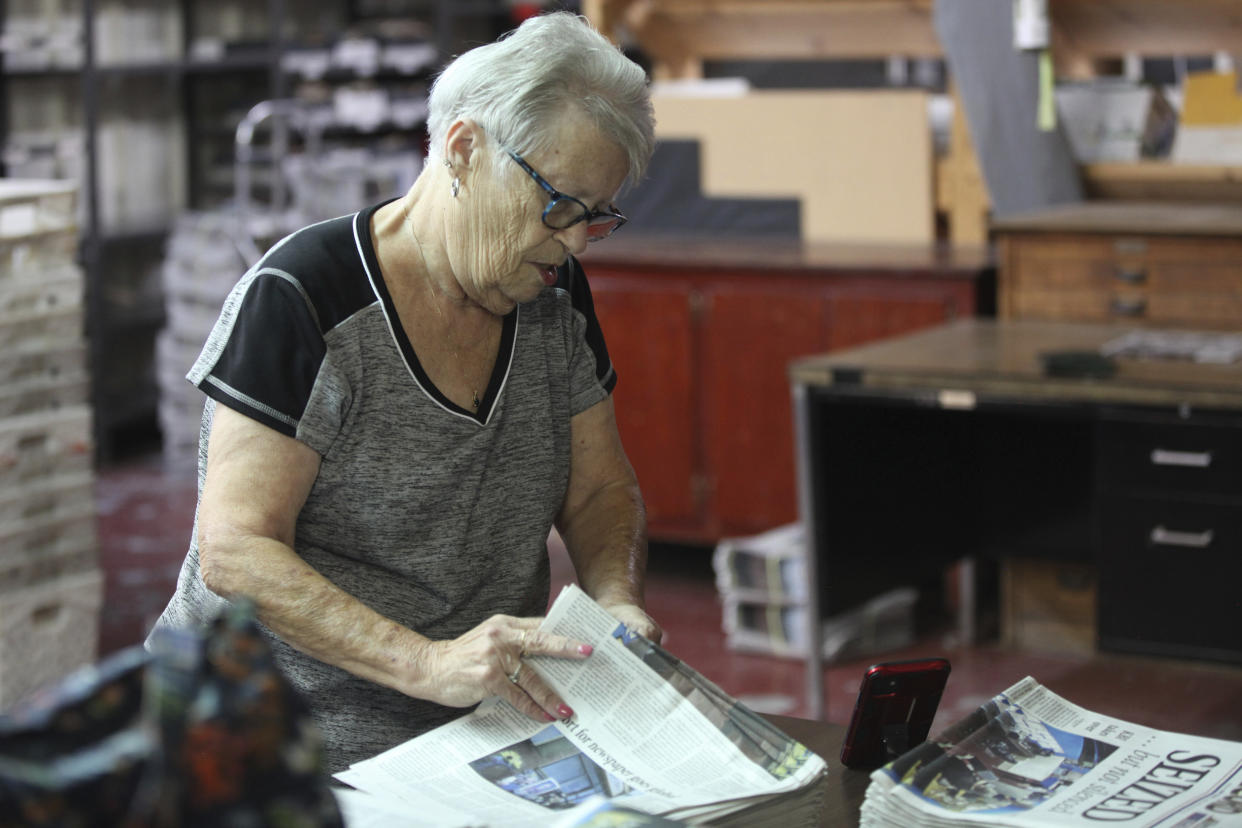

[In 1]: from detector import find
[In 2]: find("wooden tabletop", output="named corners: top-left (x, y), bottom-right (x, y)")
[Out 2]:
top-left (789, 318), bottom-right (1242, 411)
top-left (989, 200), bottom-right (1242, 237)
top-left (578, 234), bottom-right (993, 277)
top-left (765, 715), bottom-right (872, 827)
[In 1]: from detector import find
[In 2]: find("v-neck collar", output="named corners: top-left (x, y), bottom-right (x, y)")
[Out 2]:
top-left (354, 202), bottom-right (518, 426)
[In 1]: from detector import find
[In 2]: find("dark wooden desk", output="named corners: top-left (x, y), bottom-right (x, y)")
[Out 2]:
top-left (765, 716), bottom-right (870, 827)
top-left (789, 319), bottom-right (1242, 718)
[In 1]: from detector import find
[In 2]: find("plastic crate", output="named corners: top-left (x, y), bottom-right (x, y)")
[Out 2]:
top-left (0, 471), bottom-right (95, 526)
top-left (0, 340), bottom-right (86, 386)
top-left (155, 327), bottom-right (202, 388)
top-left (0, 226), bottom-right (77, 284)
top-left (0, 405), bottom-right (93, 488)
top-left (0, 504), bottom-right (98, 593)
top-left (0, 568), bottom-right (104, 710)
top-left (164, 297), bottom-right (223, 343)
top-left (0, 305), bottom-right (83, 352)
top-left (157, 378), bottom-right (205, 472)
top-left (0, 179), bottom-right (76, 238)
top-left (0, 374), bottom-right (90, 420)
top-left (0, 267), bottom-right (83, 317)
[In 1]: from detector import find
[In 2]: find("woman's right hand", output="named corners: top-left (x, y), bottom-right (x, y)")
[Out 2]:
top-left (416, 615), bottom-right (593, 724)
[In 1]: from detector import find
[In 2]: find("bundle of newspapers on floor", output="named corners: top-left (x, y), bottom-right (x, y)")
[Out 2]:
top-left (333, 584), bottom-right (827, 827)
top-left (861, 675), bottom-right (1242, 827)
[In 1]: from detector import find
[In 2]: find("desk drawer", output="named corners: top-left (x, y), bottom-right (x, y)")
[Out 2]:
top-left (1097, 418), bottom-right (1242, 498)
top-left (1001, 234), bottom-right (1242, 328)
top-left (1098, 495), bottom-right (1242, 663)
top-left (1006, 283), bottom-right (1242, 327)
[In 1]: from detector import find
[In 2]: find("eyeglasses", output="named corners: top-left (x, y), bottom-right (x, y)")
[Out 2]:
top-left (506, 149), bottom-right (627, 242)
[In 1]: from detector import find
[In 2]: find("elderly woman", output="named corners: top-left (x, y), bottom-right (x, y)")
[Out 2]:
top-left (151, 12), bottom-right (660, 772)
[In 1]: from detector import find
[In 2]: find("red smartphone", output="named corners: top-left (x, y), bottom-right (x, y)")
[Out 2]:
top-left (839, 657), bottom-right (951, 769)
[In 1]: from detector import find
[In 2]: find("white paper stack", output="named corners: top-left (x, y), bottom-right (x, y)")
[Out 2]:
top-left (713, 523), bottom-right (917, 662)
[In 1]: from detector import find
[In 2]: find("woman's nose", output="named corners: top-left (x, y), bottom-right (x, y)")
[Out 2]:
top-left (553, 222), bottom-right (590, 256)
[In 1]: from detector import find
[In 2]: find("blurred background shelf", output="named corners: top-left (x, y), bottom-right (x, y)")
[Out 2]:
top-left (2, 0), bottom-right (510, 463)
top-left (1081, 161), bottom-right (1242, 202)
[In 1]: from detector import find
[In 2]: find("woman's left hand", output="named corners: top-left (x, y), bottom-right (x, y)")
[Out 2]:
top-left (600, 602), bottom-right (663, 645)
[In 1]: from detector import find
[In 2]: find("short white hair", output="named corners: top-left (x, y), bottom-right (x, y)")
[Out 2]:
top-left (426, 12), bottom-right (654, 190)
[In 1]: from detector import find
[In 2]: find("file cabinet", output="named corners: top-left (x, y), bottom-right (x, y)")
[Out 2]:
top-left (1096, 411), bottom-right (1242, 662)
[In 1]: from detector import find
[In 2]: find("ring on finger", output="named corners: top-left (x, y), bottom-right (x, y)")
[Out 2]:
top-left (508, 663), bottom-right (523, 685)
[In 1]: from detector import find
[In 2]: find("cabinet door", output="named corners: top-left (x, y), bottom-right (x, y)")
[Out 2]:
top-left (701, 281), bottom-right (967, 539)
top-left (589, 277), bottom-right (699, 529)
top-left (825, 286), bottom-right (962, 352)
top-left (701, 287), bottom-right (829, 536)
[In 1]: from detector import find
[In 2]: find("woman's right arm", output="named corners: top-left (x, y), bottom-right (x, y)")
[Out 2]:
top-left (196, 404), bottom-right (585, 721)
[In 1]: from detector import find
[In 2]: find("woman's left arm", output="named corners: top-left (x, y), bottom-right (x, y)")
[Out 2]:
top-left (556, 395), bottom-right (663, 643)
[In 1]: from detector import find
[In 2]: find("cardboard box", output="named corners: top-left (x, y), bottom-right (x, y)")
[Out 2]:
top-left (1001, 558), bottom-right (1097, 655)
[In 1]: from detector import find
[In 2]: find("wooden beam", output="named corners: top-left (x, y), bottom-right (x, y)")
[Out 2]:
top-left (593, 0), bottom-right (942, 71)
top-left (587, 0), bottom-right (1242, 72)
top-left (939, 86), bottom-right (990, 244)
top-left (1082, 161), bottom-right (1242, 202)
top-left (1049, 0), bottom-right (1242, 59)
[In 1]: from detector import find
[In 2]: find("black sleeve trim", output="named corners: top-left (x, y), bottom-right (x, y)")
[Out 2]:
top-left (195, 270), bottom-right (327, 437)
top-left (558, 256), bottom-right (617, 394)
top-left (199, 374), bottom-right (299, 438)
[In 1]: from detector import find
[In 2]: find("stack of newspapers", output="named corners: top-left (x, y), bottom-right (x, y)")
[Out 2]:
top-left (713, 523), bottom-right (916, 662)
top-left (861, 675), bottom-right (1242, 827)
top-left (332, 585), bottom-right (827, 827)
top-left (713, 523), bottom-right (810, 658)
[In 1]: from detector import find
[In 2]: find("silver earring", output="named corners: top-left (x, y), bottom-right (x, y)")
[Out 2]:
top-left (443, 158), bottom-right (452, 168)
top-left (451, 178), bottom-right (460, 198)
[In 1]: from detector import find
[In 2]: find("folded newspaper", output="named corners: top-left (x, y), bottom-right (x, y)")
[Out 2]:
top-left (333, 585), bottom-right (827, 827)
top-left (861, 676), bottom-right (1242, 827)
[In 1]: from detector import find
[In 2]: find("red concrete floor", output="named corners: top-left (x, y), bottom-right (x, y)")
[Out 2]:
top-left (96, 454), bottom-right (1242, 743)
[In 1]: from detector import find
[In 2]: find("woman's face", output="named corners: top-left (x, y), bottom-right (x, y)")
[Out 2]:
top-left (449, 110), bottom-right (629, 315)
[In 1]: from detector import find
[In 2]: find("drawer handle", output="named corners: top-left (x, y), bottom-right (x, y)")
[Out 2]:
top-left (1150, 448), bottom-right (1212, 468)
top-left (1113, 268), bottom-right (1147, 285)
top-left (1109, 297), bottom-right (1147, 317)
top-left (1150, 526), bottom-right (1214, 548)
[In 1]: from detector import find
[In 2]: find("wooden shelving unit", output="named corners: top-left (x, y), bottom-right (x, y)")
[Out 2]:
top-left (584, 0), bottom-right (1242, 245)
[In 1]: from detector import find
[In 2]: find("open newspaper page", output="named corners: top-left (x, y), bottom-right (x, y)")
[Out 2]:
top-left (862, 676), bottom-right (1242, 827)
top-left (334, 585), bottom-right (825, 827)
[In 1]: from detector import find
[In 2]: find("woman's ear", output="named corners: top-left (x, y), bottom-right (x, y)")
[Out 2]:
top-left (444, 118), bottom-right (482, 172)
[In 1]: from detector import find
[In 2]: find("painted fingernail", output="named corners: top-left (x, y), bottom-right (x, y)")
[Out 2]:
top-left (557, 704), bottom-right (574, 719)
top-left (578, 644), bottom-right (593, 656)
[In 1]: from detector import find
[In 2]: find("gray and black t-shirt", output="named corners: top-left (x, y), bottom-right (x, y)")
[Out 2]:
top-left (152, 202), bottom-right (616, 771)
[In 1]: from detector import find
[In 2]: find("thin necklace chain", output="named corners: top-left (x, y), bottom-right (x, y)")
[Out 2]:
top-left (403, 203), bottom-right (481, 411)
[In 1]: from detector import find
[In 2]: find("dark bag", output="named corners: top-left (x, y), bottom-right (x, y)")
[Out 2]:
top-left (0, 601), bottom-right (343, 827)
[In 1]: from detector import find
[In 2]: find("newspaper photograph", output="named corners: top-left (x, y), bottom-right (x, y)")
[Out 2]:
top-left (333, 585), bottom-right (826, 827)
top-left (862, 675), bottom-right (1242, 827)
